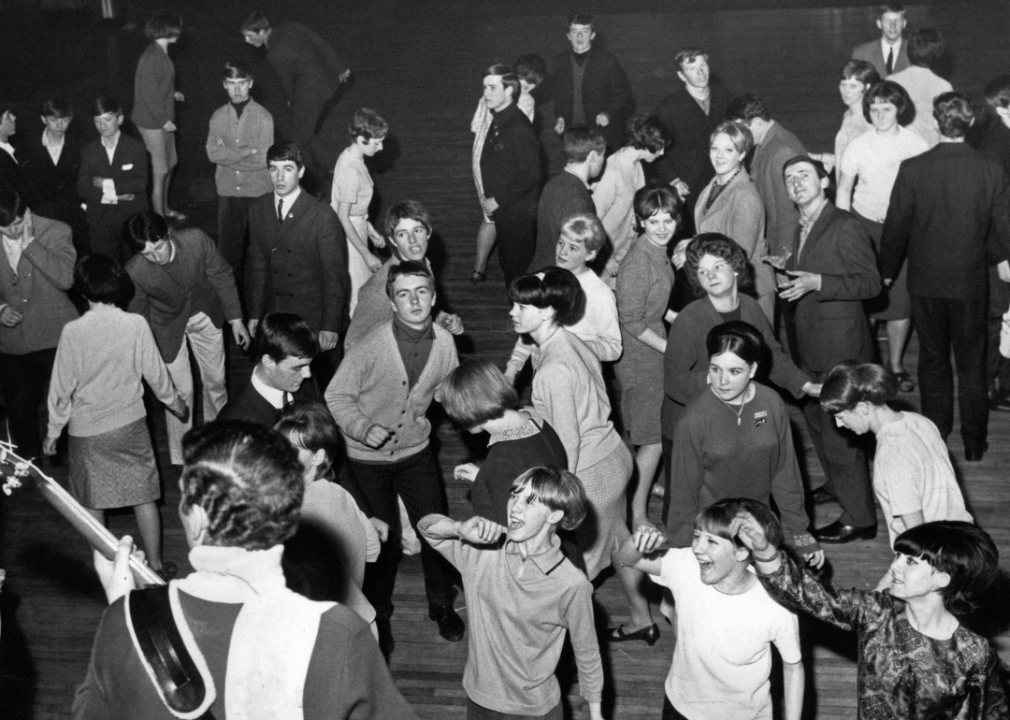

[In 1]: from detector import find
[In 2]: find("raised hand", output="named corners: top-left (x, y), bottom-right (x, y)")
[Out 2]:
top-left (457, 516), bottom-right (505, 545)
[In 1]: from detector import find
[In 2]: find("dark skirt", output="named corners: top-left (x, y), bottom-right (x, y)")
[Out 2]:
top-left (68, 417), bottom-right (160, 510)
top-left (856, 210), bottom-right (911, 321)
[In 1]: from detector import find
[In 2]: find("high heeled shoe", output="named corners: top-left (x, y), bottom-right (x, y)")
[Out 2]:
top-left (608, 623), bottom-right (660, 646)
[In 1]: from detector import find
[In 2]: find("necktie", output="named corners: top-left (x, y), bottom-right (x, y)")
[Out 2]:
top-left (886, 47), bottom-right (894, 74)
top-left (277, 197), bottom-right (284, 223)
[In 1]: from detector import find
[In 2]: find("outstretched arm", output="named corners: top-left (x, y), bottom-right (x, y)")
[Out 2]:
top-left (782, 660), bottom-right (805, 720)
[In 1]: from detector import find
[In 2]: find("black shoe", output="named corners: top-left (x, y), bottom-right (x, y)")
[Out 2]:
top-left (992, 391), bottom-right (1010, 412)
top-left (810, 487), bottom-right (835, 505)
top-left (428, 604), bottom-right (465, 642)
top-left (964, 441), bottom-right (989, 462)
top-left (814, 521), bottom-right (877, 543)
top-left (608, 623), bottom-right (660, 646)
top-left (375, 617), bottom-right (395, 659)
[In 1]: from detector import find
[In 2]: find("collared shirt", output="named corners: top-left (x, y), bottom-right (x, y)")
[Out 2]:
top-left (392, 315), bottom-right (434, 389)
top-left (42, 130), bottom-right (64, 165)
top-left (685, 83), bottom-right (712, 115)
top-left (0, 142), bottom-right (15, 162)
top-left (101, 132), bottom-right (121, 164)
top-left (881, 37), bottom-right (902, 72)
top-left (3, 233), bottom-right (24, 273)
top-left (797, 196), bottom-right (829, 259)
top-left (251, 365), bottom-right (289, 409)
top-left (275, 187), bottom-right (301, 221)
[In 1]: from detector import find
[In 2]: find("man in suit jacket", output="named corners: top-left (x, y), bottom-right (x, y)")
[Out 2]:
top-left (851, 3), bottom-right (911, 78)
top-left (531, 126), bottom-right (605, 272)
top-left (22, 100), bottom-right (88, 256)
top-left (0, 108), bottom-right (30, 206)
top-left (653, 48), bottom-right (734, 223)
top-left (881, 93), bottom-right (1010, 462)
top-left (218, 312), bottom-right (319, 427)
top-left (552, 14), bottom-right (633, 151)
top-left (246, 141), bottom-right (349, 387)
top-left (0, 189), bottom-right (78, 459)
top-left (479, 65), bottom-right (542, 283)
top-left (77, 97), bottom-right (149, 263)
top-left (125, 212), bottom-right (250, 465)
top-left (728, 95), bottom-right (808, 261)
top-left (780, 156), bottom-right (881, 543)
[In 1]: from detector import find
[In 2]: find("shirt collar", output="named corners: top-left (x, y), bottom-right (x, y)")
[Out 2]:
top-left (251, 365), bottom-right (287, 409)
top-left (488, 408), bottom-right (543, 446)
top-left (274, 187), bottom-right (301, 212)
top-left (0, 142), bottom-right (14, 159)
top-left (800, 196), bottom-right (829, 228)
top-left (42, 131), bottom-right (64, 150)
top-left (504, 534), bottom-right (566, 575)
top-left (392, 314), bottom-right (435, 341)
top-left (101, 131), bottom-right (121, 152)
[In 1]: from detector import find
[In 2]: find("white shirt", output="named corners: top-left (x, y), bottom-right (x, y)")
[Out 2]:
top-left (3, 234), bottom-right (24, 274)
top-left (42, 130), bottom-right (64, 165)
top-left (274, 187), bottom-right (302, 222)
top-left (881, 38), bottom-right (902, 70)
top-left (251, 366), bottom-right (289, 409)
top-left (0, 142), bottom-right (15, 162)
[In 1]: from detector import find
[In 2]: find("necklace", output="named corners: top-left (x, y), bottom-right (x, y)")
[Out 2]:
top-left (711, 385), bottom-right (751, 425)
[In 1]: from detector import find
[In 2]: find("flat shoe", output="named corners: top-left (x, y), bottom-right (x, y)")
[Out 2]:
top-left (813, 521), bottom-right (876, 544)
top-left (607, 623), bottom-right (660, 646)
top-left (893, 371), bottom-right (914, 393)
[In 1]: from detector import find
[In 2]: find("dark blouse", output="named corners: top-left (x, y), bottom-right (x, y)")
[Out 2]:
top-left (761, 554), bottom-right (1010, 720)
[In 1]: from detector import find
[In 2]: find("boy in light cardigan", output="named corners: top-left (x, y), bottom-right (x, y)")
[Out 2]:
top-left (325, 260), bottom-right (462, 657)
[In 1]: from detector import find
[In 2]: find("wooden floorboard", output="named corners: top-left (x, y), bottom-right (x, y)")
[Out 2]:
top-left (3, 1), bottom-right (1010, 718)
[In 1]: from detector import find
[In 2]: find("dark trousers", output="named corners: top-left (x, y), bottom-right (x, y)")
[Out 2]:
top-left (801, 395), bottom-right (876, 528)
top-left (345, 446), bottom-right (458, 617)
top-left (661, 696), bottom-right (690, 720)
top-left (216, 195), bottom-right (259, 289)
top-left (0, 348), bottom-right (57, 459)
top-left (466, 697), bottom-right (562, 720)
top-left (987, 266), bottom-right (1010, 388)
top-left (495, 205), bottom-right (538, 284)
top-left (911, 293), bottom-right (989, 445)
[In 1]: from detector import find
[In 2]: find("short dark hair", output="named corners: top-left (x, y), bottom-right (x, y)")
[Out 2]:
top-left (254, 313), bottom-right (319, 363)
top-left (75, 254), bottom-right (134, 306)
top-left (625, 113), bottom-right (667, 153)
top-left (92, 96), bottom-right (122, 117)
top-left (348, 108), bottom-right (388, 142)
top-left (441, 359), bottom-right (519, 430)
top-left (559, 212), bottom-right (606, 254)
top-left (782, 155), bottom-right (828, 180)
top-left (706, 320), bottom-right (764, 365)
top-left (674, 47), bottom-right (707, 71)
top-left (696, 498), bottom-right (783, 554)
top-left (820, 361), bottom-right (898, 414)
top-left (240, 10), bottom-right (271, 34)
top-left (934, 92), bottom-right (974, 139)
top-left (483, 64), bottom-right (520, 104)
top-left (508, 267), bottom-right (585, 327)
top-left (512, 466), bottom-right (588, 531)
top-left (0, 187), bottom-right (27, 227)
top-left (275, 401), bottom-right (340, 480)
top-left (223, 60), bottom-right (253, 81)
top-left (384, 199), bottom-right (432, 239)
top-left (125, 211), bottom-right (169, 251)
top-left (907, 28), bottom-right (946, 70)
top-left (145, 10), bottom-right (183, 40)
top-left (894, 521), bottom-right (999, 616)
top-left (983, 75), bottom-right (1010, 111)
top-left (862, 80), bottom-right (916, 126)
top-left (726, 94), bottom-right (770, 123)
top-left (180, 420), bottom-right (304, 550)
top-left (266, 141), bottom-right (304, 169)
top-left (563, 125), bottom-right (606, 164)
top-left (633, 184), bottom-right (682, 225)
top-left (41, 99), bottom-right (73, 119)
top-left (514, 54), bottom-right (546, 89)
top-left (567, 13), bottom-right (594, 31)
top-left (840, 60), bottom-right (881, 87)
top-left (877, 2), bottom-right (905, 18)
top-left (710, 120), bottom-right (754, 155)
top-left (685, 233), bottom-right (751, 295)
top-left (386, 259), bottom-right (434, 300)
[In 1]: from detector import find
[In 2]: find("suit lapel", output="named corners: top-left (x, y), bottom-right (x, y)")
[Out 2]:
top-left (797, 204), bottom-right (834, 269)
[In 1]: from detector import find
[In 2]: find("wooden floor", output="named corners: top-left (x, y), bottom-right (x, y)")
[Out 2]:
top-left (2, 1), bottom-right (1010, 718)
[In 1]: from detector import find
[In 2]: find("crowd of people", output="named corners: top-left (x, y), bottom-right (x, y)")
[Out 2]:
top-left (3, 2), bottom-right (1010, 719)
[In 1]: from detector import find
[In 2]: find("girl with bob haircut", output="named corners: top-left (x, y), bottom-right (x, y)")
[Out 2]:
top-left (666, 321), bottom-right (823, 568)
top-left (616, 183), bottom-right (677, 533)
top-left (820, 361), bottom-right (972, 588)
top-left (593, 115), bottom-right (668, 283)
top-left (331, 108), bottom-right (390, 315)
top-left (133, 10), bottom-right (186, 221)
top-left (275, 401), bottom-right (382, 635)
top-left (736, 514), bottom-right (1009, 718)
top-left (838, 80), bottom-right (927, 394)
top-left (888, 28), bottom-right (952, 147)
top-left (46, 255), bottom-right (188, 579)
top-left (442, 360), bottom-right (569, 528)
top-left (508, 267), bottom-right (657, 642)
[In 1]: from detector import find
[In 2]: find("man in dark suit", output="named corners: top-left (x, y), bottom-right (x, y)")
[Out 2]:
top-left (0, 108), bottom-right (29, 204)
top-left (552, 13), bottom-right (633, 151)
top-left (780, 156), bottom-right (881, 543)
top-left (881, 93), bottom-right (1010, 462)
top-left (479, 64), bottom-right (542, 283)
top-left (218, 312), bottom-right (319, 427)
top-left (0, 188), bottom-right (78, 460)
top-left (76, 97), bottom-right (149, 263)
top-left (653, 47), bottom-right (734, 227)
top-left (851, 3), bottom-right (911, 78)
top-left (246, 141), bottom-right (349, 386)
top-left (22, 100), bottom-right (88, 256)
